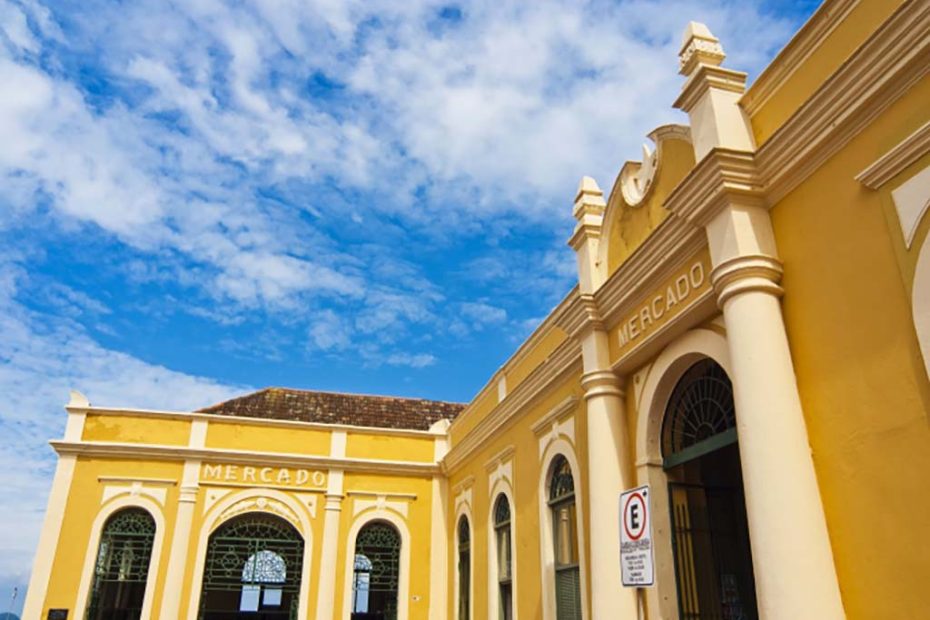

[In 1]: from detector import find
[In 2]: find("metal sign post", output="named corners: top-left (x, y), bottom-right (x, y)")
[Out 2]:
top-left (620, 485), bottom-right (655, 587)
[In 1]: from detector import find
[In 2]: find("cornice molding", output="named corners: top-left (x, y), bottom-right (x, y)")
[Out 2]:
top-left (856, 120), bottom-right (930, 189)
top-left (674, 65), bottom-right (748, 113)
top-left (741, 0), bottom-right (860, 116)
top-left (756, 0), bottom-right (930, 204)
top-left (664, 148), bottom-right (764, 226)
top-left (51, 441), bottom-right (440, 476)
top-left (530, 396), bottom-right (579, 436)
top-left (72, 406), bottom-right (441, 439)
top-left (443, 339), bottom-right (582, 474)
top-left (594, 215), bottom-right (706, 330)
top-left (483, 445), bottom-right (516, 473)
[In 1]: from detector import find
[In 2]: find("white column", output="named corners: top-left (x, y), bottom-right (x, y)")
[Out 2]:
top-left (709, 229), bottom-right (845, 618)
top-left (315, 469), bottom-right (344, 620)
top-left (159, 460), bottom-right (200, 620)
top-left (581, 330), bottom-right (638, 620)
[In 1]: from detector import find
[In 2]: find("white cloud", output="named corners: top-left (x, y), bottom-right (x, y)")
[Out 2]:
top-left (0, 254), bottom-right (248, 587)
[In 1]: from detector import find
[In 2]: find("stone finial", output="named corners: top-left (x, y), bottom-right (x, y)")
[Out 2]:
top-left (679, 21), bottom-right (726, 76)
top-left (573, 176), bottom-right (607, 220)
top-left (67, 389), bottom-right (90, 408)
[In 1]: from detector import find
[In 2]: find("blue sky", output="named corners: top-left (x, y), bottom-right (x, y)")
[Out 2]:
top-left (0, 0), bottom-right (817, 612)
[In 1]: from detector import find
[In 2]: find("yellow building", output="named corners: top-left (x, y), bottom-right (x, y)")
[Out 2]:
top-left (23, 1), bottom-right (930, 618)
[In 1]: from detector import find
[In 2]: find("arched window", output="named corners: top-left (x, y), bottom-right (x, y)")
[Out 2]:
top-left (457, 516), bottom-right (471, 620)
top-left (352, 521), bottom-right (400, 620)
top-left (662, 358), bottom-right (736, 468)
top-left (549, 455), bottom-right (581, 620)
top-left (86, 507), bottom-right (156, 620)
top-left (494, 495), bottom-right (513, 620)
top-left (662, 359), bottom-right (758, 620)
top-left (199, 513), bottom-right (303, 620)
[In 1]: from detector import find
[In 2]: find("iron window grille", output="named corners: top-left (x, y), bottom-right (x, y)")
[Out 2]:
top-left (494, 494), bottom-right (513, 620)
top-left (86, 508), bottom-right (156, 620)
top-left (548, 456), bottom-right (581, 620)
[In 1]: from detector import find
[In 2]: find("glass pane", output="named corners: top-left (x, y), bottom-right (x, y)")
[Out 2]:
top-left (554, 502), bottom-right (578, 567)
top-left (497, 527), bottom-right (511, 580)
top-left (263, 587), bottom-right (282, 607)
top-left (239, 585), bottom-right (260, 612)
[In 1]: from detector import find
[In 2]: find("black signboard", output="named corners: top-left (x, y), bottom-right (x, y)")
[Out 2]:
top-left (48, 610), bottom-right (68, 620)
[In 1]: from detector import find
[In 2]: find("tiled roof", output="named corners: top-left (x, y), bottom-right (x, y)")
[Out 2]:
top-left (197, 387), bottom-right (466, 431)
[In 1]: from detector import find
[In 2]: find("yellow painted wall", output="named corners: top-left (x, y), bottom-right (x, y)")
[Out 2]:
top-left (82, 413), bottom-right (190, 445)
top-left (345, 433), bottom-right (435, 463)
top-left (504, 325), bottom-right (569, 390)
top-left (770, 77), bottom-right (930, 619)
top-left (747, 0), bottom-right (905, 146)
top-left (205, 420), bottom-right (331, 455)
top-left (450, 387), bottom-right (498, 446)
top-left (446, 372), bottom-right (587, 619)
top-left (41, 457), bottom-right (182, 619)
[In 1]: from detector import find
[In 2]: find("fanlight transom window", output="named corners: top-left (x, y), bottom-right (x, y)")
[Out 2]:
top-left (662, 358), bottom-right (736, 460)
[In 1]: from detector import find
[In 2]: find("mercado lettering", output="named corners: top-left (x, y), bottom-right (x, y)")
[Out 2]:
top-left (201, 463), bottom-right (326, 488)
top-left (616, 256), bottom-right (709, 350)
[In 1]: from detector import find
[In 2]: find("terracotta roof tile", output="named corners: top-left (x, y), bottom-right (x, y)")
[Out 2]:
top-left (197, 387), bottom-right (466, 431)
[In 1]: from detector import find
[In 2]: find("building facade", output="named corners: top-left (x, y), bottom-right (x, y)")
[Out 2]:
top-left (24, 1), bottom-right (930, 618)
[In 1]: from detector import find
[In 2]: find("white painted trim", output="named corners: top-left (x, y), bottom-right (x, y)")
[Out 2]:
top-left (51, 440), bottom-right (440, 476)
top-left (74, 495), bottom-right (167, 620)
top-left (185, 488), bottom-right (315, 620)
top-left (891, 164), bottom-right (930, 248)
top-left (428, 474), bottom-right (449, 619)
top-left (635, 328), bottom-right (732, 465)
top-left (538, 440), bottom-right (589, 620)
top-left (487, 473), bottom-right (518, 620)
top-left (453, 504), bottom-right (474, 620)
top-left (633, 327), bottom-right (731, 619)
top-left (856, 119), bottom-right (930, 189)
top-left (342, 508), bottom-right (412, 620)
top-left (912, 234), bottom-right (930, 382)
top-left (21, 455), bottom-right (77, 618)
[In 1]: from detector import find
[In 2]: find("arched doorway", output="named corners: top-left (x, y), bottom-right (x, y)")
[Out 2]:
top-left (351, 521), bottom-right (401, 620)
top-left (662, 358), bottom-right (758, 620)
top-left (86, 507), bottom-right (156, 620)
top-left (198, 513), bottom-right (304, 620)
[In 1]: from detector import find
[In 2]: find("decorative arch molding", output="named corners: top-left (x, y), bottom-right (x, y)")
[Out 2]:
top-left (635, 327), bottom-right (732, 465)
top-left (185, 488), bottom-right (315, 620)
top-left (537, 440), bottom-right (589, 620)
top-left (913, 233), bottom-right (930, 381)
top-left (486, 453), bottom-right (518, 620)
top-left (74, 495), bottom-right (167, 620)
top-left (633, 326), bottom-right (731, 619)
top-left (453, 492), bottom-right (474, 620)
top-left (341, 508), bottom-right (412, 620)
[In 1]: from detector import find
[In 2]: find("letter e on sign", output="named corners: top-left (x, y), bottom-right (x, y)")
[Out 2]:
top-left (620, 485), bottom-right (655, 587)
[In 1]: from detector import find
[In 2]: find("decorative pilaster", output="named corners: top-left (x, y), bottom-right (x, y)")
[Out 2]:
top-left (314, 471), bottom-right (344, 620)
top-left (316, 431), bottom-right (347, 620)
top-left (158, 460), bottom-right (200, 620)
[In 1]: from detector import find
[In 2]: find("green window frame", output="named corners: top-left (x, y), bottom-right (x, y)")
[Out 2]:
top-left (549, 455), bottom-right (581, 620)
